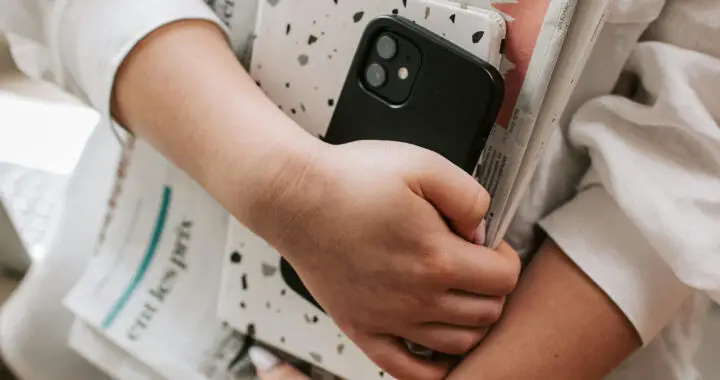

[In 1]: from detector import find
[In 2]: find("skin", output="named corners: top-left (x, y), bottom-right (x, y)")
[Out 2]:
top-left (255, 241), bottom-right (641, 380)
top-left (112, 19), bottom-right (520, 379)
top-left (446, 240), bottom-right (640, 380)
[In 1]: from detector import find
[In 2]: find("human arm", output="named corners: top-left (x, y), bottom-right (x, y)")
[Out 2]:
top-left (111, 19), bottom-right (321, 232)
top-left (448, 239), bottom-right (641, 380)
top-left (112, 22), bottom-right (521, 380)
top-left (1, 3), bottom-right (521, 378)
top-left (450, 32), bottom-right (720, 378)
top-left (249, 240), bottom-right (641, 380)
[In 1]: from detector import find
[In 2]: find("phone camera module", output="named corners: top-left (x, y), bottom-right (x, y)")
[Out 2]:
top-left (376, 35), bottom-right (397, 60)
top-left (365, 63), bottom-right (387, 88)
top-left (362, 30), bottom-right (420, 104)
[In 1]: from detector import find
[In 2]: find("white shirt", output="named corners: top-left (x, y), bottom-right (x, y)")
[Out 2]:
top-left (0, 1), bottom-right (718, 379)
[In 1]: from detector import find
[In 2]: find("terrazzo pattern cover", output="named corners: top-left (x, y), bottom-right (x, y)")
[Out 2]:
top-left (246, 0), bottom-right (505, 140)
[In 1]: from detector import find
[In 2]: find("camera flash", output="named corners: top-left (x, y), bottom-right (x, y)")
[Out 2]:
top-left (398, 67), bottom-right (410, 80)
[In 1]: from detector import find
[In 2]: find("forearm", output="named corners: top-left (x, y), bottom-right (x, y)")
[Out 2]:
top-left (112, 20), bottom-right (322, 228)
top-left (449, 239), bottom-right (641, 380)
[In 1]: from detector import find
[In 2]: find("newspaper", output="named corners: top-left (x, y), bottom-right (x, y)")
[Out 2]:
top-left (68, 317), bottom-right (265, 380)
top-left (63, 138), bottom-right (256, 380)
top-left (471, 0), bottom-right (578, 248)
top-left (488, 0), bottom-right (612, 247)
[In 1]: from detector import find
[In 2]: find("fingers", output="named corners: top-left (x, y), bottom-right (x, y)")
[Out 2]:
top-left (250, 346), bottom-right (310, 380)
top-left (401, 324), bottom-right (489, 355)
top-left (412, 154), bottom-right (490, 241)
top-left (431, 293), bottom-right (505, 327)
top-left (442, 237), bottom-right (521, 296)
top-left (258, 364), bottom-right (309, 380)
top-left (358, 334), bottom-right (450, 380)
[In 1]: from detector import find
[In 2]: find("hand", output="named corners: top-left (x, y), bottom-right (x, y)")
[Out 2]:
top-left (250, 140), bottom-right (521, 380)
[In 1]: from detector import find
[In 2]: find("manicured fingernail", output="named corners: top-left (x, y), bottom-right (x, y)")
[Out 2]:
top-left (250, 346), bottom-right (281, 372)
top-left (474, 220), bottom-right (487, 246)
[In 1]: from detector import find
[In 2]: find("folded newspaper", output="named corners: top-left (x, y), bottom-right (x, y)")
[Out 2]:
top-left (64, 138), bottom-right (258, 380)
top-left (480, 0), bottom-right (611, 248)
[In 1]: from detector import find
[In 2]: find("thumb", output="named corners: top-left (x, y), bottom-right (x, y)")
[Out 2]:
top-left (250, 346), bottom-right (309, 380)
top-left (414, 156), bottom-right (490, 242)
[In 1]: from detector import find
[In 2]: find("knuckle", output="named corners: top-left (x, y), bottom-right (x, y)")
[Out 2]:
top-left (499, 243), bottom-right (522, 274)
top-left (413, 292), bottom-right (441, 313)
top-left (473, 186), bottom-right (491, 215)
top-left (498, 273), bottom-right (519, 295)
top-left (484, 299), bottom-right (505, 323)
top-left (507, 251), bottom-right (522, 275)
top-left (495, 276), bottom-right (518, 296)
top-left (417, 249), bottom-right (453, 284)
top-left (496, 256), bottom-right (521, 294)
top-left (478, 328), bottom-right (490, 342)
top-left (400, 297), bottom-right (433, 323)
top-left (446, 332), bottom-right (483, 354)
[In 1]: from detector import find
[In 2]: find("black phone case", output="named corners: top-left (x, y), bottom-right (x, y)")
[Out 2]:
top-left (281, 15), bottom-right (504, 313)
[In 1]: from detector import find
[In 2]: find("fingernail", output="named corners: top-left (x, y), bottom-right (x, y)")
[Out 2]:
top-left (250, 346), bottom-right (281, 372)
top-left (474, 220), bottom-right (487, 246)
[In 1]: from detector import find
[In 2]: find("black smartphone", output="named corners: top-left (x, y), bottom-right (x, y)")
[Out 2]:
top-left (281, 15), bottom-right (504, 312)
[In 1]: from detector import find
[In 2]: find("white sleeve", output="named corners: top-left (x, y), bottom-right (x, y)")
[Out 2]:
top-left (540, 183), bottom-right (693, 343)
top-left (0, 0), bottom-right (228, 124)
top-left (540, 41), bottom-right (720, 344)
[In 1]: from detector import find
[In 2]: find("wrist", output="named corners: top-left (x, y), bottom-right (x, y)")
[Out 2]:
top-left (230, 125), bottom-right (329, 247)
top-left (111, 17), bottom-right (329, 243)
top-left (192, 93), bottom-right (327, 235)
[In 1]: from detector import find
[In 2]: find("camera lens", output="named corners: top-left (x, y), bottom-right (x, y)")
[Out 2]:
top-left (376, 35), bottom-right (397, 60)
top-left (365, 63), bottom-right (387, 88)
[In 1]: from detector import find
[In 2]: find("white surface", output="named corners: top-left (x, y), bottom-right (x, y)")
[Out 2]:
top-left (0, 92), bottom-right (97, 175)
top-left (0, 124), bottom-right (120, 380)
top-left (0, 163), bottom-right (66, 260)
top-left (0, 33), bottom-right (115, 380)
top-left (0, 38), bottom-right (96, 261)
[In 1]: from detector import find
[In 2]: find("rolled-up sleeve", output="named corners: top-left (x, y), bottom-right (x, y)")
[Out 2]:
top-left (540, 183), bottom-right (693, 343)
top-left (540, 41), bottom-right (720, 344)
top-left (1, 0), bottom-right (227, 125)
